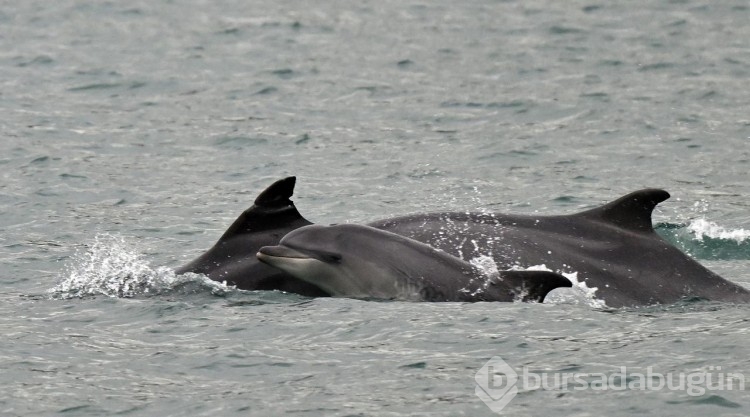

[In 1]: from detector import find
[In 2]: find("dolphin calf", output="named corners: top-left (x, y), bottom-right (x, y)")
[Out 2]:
top-left (369, 189), bottom-right (750, 307)
top-left (256, 224), bottom-right (572, 302)
top-left (174, 177), bottom-right (327, 297)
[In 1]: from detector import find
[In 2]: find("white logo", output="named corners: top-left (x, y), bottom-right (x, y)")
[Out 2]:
top-left (474, 356), bottom-right (518, 413)
top-left (474, 358), bottom-right (745, 414)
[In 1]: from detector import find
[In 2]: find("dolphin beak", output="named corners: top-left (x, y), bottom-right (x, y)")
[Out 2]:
top-left (257, 245), bottom-right (311, 262)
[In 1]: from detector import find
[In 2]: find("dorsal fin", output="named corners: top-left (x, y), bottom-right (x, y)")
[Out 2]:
top-left (219, 176), bottom-right (312, 239)
top-left (254, 176), bottom-right (296, 207)
top-left (577, 189), bottom-right (670, 232)
top-left (501, 270), bottom-right (573, 302)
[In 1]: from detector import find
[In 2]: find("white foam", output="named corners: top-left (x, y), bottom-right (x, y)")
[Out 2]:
top-left (48, 234), bottom-right (230, 299)
top-left (469, 255), bottom-right (500, 279)
top-left (687, 218), bottom-right (750, 243)
top-left (461, 255), bottom-right (502, 297)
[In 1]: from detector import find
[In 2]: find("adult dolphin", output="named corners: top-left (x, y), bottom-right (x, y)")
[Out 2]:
top-left (256, 224), bottom-right (572, 302)
top-left (174, 177), bottom-right (327, 297)
top-left (369, 189), bottom-right (750, 307)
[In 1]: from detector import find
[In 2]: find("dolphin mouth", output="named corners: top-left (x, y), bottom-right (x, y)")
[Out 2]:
top-left (257, 245), bottom-right (312, 261)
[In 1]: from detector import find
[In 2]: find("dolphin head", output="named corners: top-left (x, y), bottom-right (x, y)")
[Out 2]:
top-left (257, 224), bottom-right (406, 298)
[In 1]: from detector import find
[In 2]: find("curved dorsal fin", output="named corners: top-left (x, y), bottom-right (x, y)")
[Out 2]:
top-left (254, 176), bottom-right (296, 207)
top-left (577, 189), bottom-right (670, 232)
top-left (220, 176), bottom-right (311, 239)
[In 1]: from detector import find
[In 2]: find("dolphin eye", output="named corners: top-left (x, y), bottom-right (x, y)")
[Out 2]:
top-left (318, 252), bottom-right (342, 263)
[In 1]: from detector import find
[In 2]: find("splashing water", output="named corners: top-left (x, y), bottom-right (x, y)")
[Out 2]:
top-left (687, 218), bottom-right (750, 243)
top-left (459, 255), bottom-right (502, 298)
top-left (469, 255), bottom-right (500, 279)
top-left (48, 234), bottom-right (231, 299)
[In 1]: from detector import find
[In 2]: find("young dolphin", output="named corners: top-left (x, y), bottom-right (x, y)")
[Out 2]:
top-left (256, 224), bottom-right (572, 302)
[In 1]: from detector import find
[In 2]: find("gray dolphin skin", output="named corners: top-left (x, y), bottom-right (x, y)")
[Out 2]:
top-left (257, 224), bottom-right (572, 302)
top-left (369, 189), bottom-right (750, 307)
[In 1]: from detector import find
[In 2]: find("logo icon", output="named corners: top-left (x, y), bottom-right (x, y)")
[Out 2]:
top-left (475, 356), bottom-right (518, 413)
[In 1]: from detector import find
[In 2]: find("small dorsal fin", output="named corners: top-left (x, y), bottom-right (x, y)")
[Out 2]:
top-left (254, 176), bottom-right (296, 207)
top-left (219, 176), bottom-right (311, 239)
top-left (501, 270), bottom-right (572, 302)
top-left (577, 189), bottom-right (670, 232)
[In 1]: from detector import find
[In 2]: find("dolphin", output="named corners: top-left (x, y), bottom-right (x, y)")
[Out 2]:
top-left (174, 177), bottom-right (327, 297)
top-left (256, 224), bottom-right (572, 302)
top-left (176, 177), bottom-right (750, 307)
top-left (368, 189), bottom-right (750, 307)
